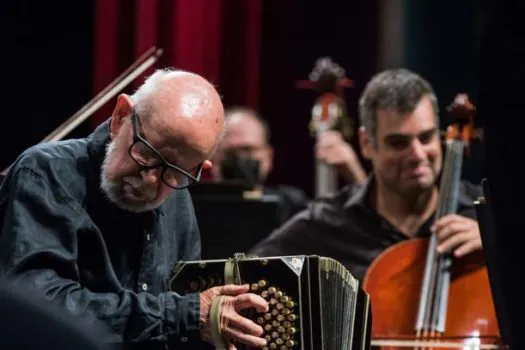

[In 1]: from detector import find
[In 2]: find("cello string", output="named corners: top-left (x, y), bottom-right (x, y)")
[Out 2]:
top-left (432, 142), bottom-right (453, 330)
top-left (434, 141), bottom-right (463, 334)
top-left (424, 140), bottom-right (453, 333)
top-left (425, 141), bottom-right (455, 349)
top-left (418, 142), bottom-right (454, 336)
top-left (433, 141), bottom-right (458, 332)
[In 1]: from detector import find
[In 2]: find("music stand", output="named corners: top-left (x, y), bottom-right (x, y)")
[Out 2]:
top-left (190, 183), bottom-right (282, 259)
top-left (475, 178), bottom-right (522, 349)
top-left (189, 182), bottom-right (252, 197)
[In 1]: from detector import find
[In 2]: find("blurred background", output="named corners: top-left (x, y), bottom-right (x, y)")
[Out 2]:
top-left (3, 0), bottom-right (487, 198)
top-left (3, 2), bottom-right (525, 348)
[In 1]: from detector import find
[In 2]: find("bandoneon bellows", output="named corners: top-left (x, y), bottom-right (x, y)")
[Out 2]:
top-left (170, 253), bottom-right (372, 350)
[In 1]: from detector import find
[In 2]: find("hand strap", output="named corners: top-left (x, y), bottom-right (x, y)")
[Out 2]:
top-left (210, 295), bottom-right (229, 350)
top-left (210, 256), bottom-right (242, 349)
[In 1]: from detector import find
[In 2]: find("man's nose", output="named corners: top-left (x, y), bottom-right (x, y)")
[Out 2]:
top-left (407, 139), bottom-right (426, 161)
top-left (140, 168), bottom-right (161, 184)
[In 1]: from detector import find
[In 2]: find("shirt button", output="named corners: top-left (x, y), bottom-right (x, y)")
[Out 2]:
top-left (181, 337), bottom-right (188, 343)
top-left (141, 283), bottom-right (148, 291)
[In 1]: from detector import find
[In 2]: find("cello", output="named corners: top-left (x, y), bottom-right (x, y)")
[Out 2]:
top-left (297, 57), bottom-right (354, 198)
top-left (362, 94), bottom-right (504, 349)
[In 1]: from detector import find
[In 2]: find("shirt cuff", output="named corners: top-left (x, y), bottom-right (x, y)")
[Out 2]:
top-left (164, 292), bottom-right (200, 344)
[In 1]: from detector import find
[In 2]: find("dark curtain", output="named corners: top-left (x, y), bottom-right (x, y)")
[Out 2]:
top-left (91, 0), bottom-right (262, 127)
top-left (259, 1), bottom-right (379, 196)
top-left (91, 0), bottom-right (379, 195)
top-left (403, 0), bottom-right (488, 184)
top-left (478, 0), bottom-right (525, 348)
top-left (2, 1), bottom-right (94, 171)
top-left (6, 1), bottom-right (379, 196)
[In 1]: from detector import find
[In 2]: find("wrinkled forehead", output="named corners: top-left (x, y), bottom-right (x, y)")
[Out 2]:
top-left (140, 114), bottom-right (216, 167)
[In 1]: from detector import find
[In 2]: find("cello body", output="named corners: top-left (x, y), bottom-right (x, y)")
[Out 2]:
top-left (363, 238), bottom-right (502, 348)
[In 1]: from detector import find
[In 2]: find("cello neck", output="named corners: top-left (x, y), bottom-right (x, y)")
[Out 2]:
top-left (415, 139), bottom-right (464, 334)
top-left (415, 93), bottom-right (476, 335)
top-left (435, 139), bottom-right (464, 220)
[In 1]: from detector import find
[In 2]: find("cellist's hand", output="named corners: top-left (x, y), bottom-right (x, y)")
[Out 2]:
top-left (432, 214), bottom-right (482, 258)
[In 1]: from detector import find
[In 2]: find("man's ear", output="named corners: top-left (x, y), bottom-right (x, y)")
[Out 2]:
top-left (202, 160), bottom-right (213, 170)
top-left (109, 94), bottom-right (133, 140)
top-left (359, 126), bottom-right (373, 161)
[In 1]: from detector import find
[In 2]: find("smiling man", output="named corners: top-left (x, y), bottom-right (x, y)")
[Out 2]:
top-left (0, 69), bottom-right (269, 350)
top-left (250, 68), bottom-right (483, 281)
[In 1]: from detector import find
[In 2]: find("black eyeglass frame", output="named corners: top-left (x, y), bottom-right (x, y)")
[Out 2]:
top-left (128, 110), bottom-right (203, 189)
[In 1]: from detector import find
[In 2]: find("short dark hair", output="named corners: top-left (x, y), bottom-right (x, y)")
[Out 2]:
top-left (358, 68), bottom-right (439, 143)
top-left (224, 106), bottom-right (271, 144)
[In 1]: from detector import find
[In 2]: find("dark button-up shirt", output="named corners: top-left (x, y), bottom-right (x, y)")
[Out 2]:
top-left (0, 119), bottom-right (203, 349)
top-left (266, 185), bottom-right (309, 224)
top-left (250, 176), bottom-right (482, 281)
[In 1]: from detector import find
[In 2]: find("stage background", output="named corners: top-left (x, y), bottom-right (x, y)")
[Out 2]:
top-left (4, 0), bottom-right (488, 197)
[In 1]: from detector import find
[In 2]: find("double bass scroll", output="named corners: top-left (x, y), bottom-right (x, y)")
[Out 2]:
top-left (296, 57), bottom-right (354, 198)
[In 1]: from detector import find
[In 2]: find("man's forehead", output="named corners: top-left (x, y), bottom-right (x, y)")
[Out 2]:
top-left (141, 125), bottom-right (202, 167)
top-left (376, 103), bottom-right (436, 136)
top-left (227, 113), bottom-right (260, 129)
top-left (139, 112), bottom-right (210, 164)
top-left (225, 115), bottom-right (265, 140)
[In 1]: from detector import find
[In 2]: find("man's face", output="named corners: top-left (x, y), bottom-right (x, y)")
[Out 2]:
top-left (362, 96), bottom-right (442, 196)
top-left (101, 113), bottom-right (207, 212)
top-left (212, 113), bottom-right (273, 182)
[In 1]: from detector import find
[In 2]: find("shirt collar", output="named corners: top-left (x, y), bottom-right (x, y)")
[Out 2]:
top-left (343, 173), bottom-right (477, 212)
top-left (342, 175), bottom-right (374, 210)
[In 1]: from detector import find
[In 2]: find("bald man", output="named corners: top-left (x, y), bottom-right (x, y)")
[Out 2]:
top-left (0, 69), bottom-right (269, 350)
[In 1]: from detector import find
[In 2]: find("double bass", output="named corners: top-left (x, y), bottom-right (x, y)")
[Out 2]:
top-left (297, 57), bottom-right (354, 197)
top-left (363, 94), bottom-right (504, 349)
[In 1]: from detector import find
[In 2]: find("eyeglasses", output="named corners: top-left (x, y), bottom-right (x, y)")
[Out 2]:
top-left (128, 110), bottom-right (203, 189)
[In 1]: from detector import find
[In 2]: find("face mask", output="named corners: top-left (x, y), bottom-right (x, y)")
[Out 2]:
top-left (220, 152), bottom-right (261, 188)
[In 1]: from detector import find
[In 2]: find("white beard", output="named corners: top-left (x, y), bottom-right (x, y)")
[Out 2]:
top-left (100, 141), bottom-right (159, 213)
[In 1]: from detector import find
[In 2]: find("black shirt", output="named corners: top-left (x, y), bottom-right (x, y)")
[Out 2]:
top-left (0, 119), bottom-right (203, 349)
top-left (249, 176), bottom-right (482, 281)
top-left (264, 184), bottom-right (309, 224)
top-left (0, 277), bottom-right (110, 350)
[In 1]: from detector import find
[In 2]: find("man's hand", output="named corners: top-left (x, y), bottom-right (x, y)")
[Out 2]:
top-left (315, 130), bottom-right (367, 184)
top-left (432, 214), bottom-right (482, 258)
top-left (200, 284), bottom-right (269, 349)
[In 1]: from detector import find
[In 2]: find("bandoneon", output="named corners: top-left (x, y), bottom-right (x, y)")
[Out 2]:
top-left (170, 253), bottom-right (372, 350)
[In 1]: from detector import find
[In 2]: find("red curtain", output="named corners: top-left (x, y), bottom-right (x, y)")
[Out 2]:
top-left (92, 0), bottom-right (261, 127)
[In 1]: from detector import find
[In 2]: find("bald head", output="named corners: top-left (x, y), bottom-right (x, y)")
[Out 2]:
top-left (102, 69), bottom-right (225, 212)
top-left (131, 69), bottom-right (225, 156)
